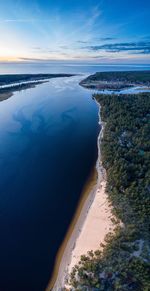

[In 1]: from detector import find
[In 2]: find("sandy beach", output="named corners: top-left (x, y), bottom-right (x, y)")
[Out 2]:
top-left (66, 179), bottom-right (113, 272)
top-left (0, 92), bottom-right (13, 101)
top-left (47, 103), bottom-right (114, 291)
top-left (46, 168), bottom-right (98, 291)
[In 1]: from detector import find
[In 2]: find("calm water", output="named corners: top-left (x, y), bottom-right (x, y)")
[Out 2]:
top-left (0, 62), bottom-right (150, 74)
top-left (0, 64), bottom-right (150, 291)
top-left (0, 75), bottom-right (99, 291)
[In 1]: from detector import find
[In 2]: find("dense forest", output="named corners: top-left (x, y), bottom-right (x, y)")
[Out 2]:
top-left (83, 71), bottom-right (150, 83)
top-left (80, 71), bottom-right (150, 90)
top-left (67, 92), bottom-right (150, 290)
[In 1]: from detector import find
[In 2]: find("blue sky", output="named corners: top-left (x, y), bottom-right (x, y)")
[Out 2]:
top-left (0, 0), bottom-right (150, 63)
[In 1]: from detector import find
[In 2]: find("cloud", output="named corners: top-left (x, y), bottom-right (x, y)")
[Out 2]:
top-left (77, 40), bottom-right (90, 44)
top-left (18, 57), bottom-right (49, 62)
top-left (31, 47), bottom-right (60, 53)
top-left (99, 37), bottom-right (117, 41)
top-left (84, 41), bottom-right (150, 54)
top-left (0, 19), bottom-right (35, 23)
top-left (0, 19), bottom-right (52, 23)
top-left (76, 37), bottom-right (116, 45)
top-left (59, 45), bottom-right (70, 49)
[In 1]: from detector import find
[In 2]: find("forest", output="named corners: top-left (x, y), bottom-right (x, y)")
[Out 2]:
top-left (67, 92), bottom-right (150, 291)
top-left (80, 71), bottom-right (150, 90)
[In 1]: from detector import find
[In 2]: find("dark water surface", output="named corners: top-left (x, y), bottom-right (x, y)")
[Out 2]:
top-left (0, 76), bottom-right (99, 291)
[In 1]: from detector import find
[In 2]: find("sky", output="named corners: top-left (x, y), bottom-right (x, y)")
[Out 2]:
top-left (0, 0), bottom-right (150, 64)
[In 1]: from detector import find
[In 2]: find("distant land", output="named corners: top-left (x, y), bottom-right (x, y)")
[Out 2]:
top-left (0, 73), bottom-right (74, 101)
top-left (80, 71), bottom-right (150, 90)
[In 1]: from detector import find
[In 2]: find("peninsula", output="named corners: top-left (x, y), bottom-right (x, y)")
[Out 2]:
top-left (80, 71), bottom-right (150, 90)
top-left (0, 74), bottom-right (74, 101)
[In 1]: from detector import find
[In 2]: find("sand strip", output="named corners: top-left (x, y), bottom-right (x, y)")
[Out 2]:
top-left (46, 168), bottom-right (98, 291)
top-left (0, 92), bottom-right (13, 101)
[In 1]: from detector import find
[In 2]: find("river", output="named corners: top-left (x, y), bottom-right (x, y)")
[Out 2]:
top-left (0, 75), bottom-right (99, 291)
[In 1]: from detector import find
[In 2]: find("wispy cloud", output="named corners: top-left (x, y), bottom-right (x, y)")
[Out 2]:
top-left (76, 40), bottom-right (90, 44)
top-left (0, 19), bottom-right (53, 23)
top-left (99, 37), bottom-right (117, 41)
top-left (84, 41), bottom-right (150, 54)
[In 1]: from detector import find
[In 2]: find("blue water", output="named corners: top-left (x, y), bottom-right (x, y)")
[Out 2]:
top-left (0, 64), bottom-right (149, 291)
top-left (0, 75), bottom-right (99, 291)
top-left (0, 62), bottom-right (150, 74)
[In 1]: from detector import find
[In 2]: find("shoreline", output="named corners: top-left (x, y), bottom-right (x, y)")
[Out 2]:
top-left (47, 101), bottom-right (114, 290)
top-left (46, 168), bottom-right (98, 290)
top-left (64, 102), bottom-right (114, 288)
top-left (0, 91), bottom-right (13, 101)
top-left (79, 71), bottom-right (150, 96)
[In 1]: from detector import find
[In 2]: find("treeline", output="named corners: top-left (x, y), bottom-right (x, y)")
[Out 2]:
top-left (67, 92), bottom-right (150, 291)
top-left (82, 71), bottom-right (150, 85)
top-left (0, 74), bottom-right (74, 86)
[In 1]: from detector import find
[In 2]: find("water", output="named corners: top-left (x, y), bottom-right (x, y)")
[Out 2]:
top-left (0, 75), bottom-right (99, 291)
top-left (0, 61), bottom-right (150, 75)
top-left (90, 86), bottom-right (150, 95)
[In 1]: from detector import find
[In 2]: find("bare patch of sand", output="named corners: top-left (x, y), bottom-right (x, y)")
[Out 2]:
top-left (0, 92), bottom-right (13, 101)
top-left (67, 179), bottom-right (113, 275)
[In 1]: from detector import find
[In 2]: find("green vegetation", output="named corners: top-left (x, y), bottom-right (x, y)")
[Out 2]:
top-left (80, 71), bottom-right (150, 90)
top-left (82, 71), bottom-right (150, 84)
top-left (68, 92), bottom-right (150, 290)
top-left (0, 73), bottom-right (74, 86)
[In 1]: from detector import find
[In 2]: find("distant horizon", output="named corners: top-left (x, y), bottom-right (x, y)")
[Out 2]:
top-left (0, 60), bottom-right (150, 66)
top-left (0, 61), bottom-right (150, 75)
